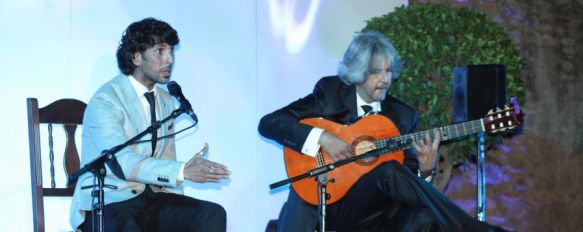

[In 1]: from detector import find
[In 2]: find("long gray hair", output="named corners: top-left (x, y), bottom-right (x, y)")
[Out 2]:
top-left (337, 31), bottom-right (402, 85)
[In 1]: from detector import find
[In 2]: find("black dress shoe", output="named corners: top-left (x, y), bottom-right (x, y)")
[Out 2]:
top-left (489, 225), bottom-right (511, 232)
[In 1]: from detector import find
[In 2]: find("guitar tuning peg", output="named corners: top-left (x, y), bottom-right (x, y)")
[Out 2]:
top-left (488, 109), bottom-right (493, 114)
top-left (496, 107), bottom-right (501, 111)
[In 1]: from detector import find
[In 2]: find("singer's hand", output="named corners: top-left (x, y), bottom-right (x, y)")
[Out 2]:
top-left (184, 143), bottom-right (230, 183)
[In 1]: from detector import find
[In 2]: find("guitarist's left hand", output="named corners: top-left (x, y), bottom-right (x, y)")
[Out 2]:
top-left (413, 129), bottom-right (441, 176)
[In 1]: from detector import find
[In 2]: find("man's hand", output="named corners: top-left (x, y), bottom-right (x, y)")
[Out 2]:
top-left (184, 143), bottom-right (230, 183)
top-left (412, 129), bottom-right (441, 176)
top-left (319, 131), bottom-right (352, 161)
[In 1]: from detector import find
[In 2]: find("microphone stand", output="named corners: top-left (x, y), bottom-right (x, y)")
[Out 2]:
top-left (69, 107), bottom-right (187, 232)
top-left (270, 139), bottom-right (411, 232)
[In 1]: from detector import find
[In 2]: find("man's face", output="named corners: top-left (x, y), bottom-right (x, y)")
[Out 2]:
top-left (132, 43), bottom-right (175, 89)
top-left (355, 57), bottom-right (392, 103)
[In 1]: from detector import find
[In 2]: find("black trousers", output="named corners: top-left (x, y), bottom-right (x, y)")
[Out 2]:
top-left (277, 161), bottom-right (470, 232)
top-left (82, 186), bottom-right (226, 232)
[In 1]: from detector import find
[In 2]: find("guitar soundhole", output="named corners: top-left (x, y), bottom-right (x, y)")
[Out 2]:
top-left (352, 135), bottom-right (378, 166)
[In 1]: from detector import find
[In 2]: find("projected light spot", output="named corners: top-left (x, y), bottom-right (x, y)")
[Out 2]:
top-left (268, 0), bottom-right (320, 54)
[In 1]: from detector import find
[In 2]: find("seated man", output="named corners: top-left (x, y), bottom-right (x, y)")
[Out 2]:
top-left (70, 18), bottom-right (230, 231)
top-left (258, 31), bottom-right (507, 232)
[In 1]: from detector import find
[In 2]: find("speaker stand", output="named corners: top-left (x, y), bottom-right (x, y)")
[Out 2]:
top-left (476, 132), bottom-right (486, 221)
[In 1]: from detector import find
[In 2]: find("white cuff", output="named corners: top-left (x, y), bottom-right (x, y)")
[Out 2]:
top-left (418, 169), bottom-right (435, 183)
top-left (178, 163), bottom-right (185, 182)
top-left (424, 175), bottom-right (433, 183)
top-left (301, 127), bottom-right (324, 157)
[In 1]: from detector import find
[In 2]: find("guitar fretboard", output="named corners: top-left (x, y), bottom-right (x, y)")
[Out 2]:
top-left (372, 119), bottom-right (485, 153)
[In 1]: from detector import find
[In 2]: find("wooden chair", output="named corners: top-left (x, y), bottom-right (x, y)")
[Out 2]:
top-left (27, 98), bottom-right (86, 232)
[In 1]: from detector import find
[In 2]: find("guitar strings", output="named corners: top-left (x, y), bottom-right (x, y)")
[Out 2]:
top-left (371, 119), bottom-right (485, 153)
top-left (316, 109), bottom-right (511, 163)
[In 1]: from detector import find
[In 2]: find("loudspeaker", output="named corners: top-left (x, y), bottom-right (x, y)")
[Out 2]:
top-left (452, 64), bottom-right (506, 123)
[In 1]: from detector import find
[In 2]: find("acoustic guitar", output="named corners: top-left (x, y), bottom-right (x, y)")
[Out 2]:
top-left (283, 103), bottom-right (524, 205)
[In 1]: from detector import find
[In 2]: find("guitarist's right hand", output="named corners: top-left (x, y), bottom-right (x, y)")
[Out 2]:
top-left (319, 131), bottom-right (353, 161)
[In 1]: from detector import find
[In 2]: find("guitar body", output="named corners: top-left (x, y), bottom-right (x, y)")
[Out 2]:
top-left (281, 100), bottom-right (525, 205)
top-left (284, 114), bottom-right (404, 205)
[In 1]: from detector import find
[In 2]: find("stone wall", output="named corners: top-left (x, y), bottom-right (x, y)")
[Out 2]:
top-left (409, 0), bottom-right (583, 231)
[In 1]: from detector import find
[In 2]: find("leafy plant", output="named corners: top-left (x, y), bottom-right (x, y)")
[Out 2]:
top-left (364, 3), bottom-right (524, 164)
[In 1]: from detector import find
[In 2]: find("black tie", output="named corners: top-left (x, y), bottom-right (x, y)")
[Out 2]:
top-left (144, 92), bottom-right (157, 156)
top-left (361, 105), bottom-right (373, 115)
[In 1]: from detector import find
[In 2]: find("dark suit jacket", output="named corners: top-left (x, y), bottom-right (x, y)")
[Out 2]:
top-left (258, 75), bottom-right (421, 173)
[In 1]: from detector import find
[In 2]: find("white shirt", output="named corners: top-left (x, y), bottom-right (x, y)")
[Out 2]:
top-left (128, 75), bottom-right (185, 183)
top-left (128, 75), bottom-right (159, 126)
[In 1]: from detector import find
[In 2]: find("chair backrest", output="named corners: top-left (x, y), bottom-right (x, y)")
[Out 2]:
top-left (27, 98), bottom-right (86, 232)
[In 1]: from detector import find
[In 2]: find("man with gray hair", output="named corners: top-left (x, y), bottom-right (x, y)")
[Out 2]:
top-left (259, 31), bottom-right (508, 231)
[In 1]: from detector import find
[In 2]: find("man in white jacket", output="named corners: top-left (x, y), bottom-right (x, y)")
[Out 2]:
top-left (70, 17), bottom-right (230, 231)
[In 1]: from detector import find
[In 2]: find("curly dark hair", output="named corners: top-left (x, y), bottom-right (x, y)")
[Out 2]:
top-left (116, 18), bottom-right (180, 75)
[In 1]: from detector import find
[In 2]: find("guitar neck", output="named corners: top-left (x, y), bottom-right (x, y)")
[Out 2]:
top-left (374, 119), bottom-right (485, 152)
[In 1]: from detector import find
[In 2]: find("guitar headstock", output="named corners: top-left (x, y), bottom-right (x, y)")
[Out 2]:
top-left (483, 98), bottom-right (525, 133)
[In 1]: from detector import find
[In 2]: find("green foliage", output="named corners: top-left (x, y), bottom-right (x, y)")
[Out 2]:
top-left (364, 4), bottom-right (524, 164)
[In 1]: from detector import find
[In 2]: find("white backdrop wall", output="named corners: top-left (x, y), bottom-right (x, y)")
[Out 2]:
top-left (0, 0), bottom-right (405, 231)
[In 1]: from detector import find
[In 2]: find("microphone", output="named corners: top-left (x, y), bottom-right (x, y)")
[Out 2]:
top-left (167, 81), bottom-right (198, 123)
